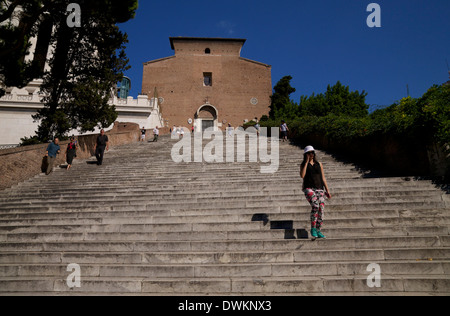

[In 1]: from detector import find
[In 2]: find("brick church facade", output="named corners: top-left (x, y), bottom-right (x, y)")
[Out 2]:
top-left (141, 37), bottom-right (272, 132)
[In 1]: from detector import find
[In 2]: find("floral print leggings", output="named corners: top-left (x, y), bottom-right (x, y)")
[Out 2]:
top-left (304, 188), bottom-right (326, 230)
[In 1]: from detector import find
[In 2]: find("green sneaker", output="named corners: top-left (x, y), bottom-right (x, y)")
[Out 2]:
top-left (317, 230), bottom-right (326, 239)
top-left (311, 228), bottom-right (319, 239)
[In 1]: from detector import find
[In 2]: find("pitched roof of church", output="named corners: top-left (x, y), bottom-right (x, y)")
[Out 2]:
top-left (169, 37), bottom-right (246, 50)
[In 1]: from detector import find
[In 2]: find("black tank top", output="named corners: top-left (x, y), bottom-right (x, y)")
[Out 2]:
top-left (303, 163), bottom-right (325, 190)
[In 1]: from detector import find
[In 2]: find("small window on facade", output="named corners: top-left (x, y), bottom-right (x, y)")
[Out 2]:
top-left (203, 73), bottom-right (212, 86)
top-left (205, 48), bottom-right (211, 54)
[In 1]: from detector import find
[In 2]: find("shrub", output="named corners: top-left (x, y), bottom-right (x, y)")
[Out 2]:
top-left (263, 84), bottom-right (449, 153)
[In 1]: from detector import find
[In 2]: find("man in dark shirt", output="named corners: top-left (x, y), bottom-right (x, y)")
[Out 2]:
top-left (94, 129), bottom-right (109, 165)
top-left (45, 138), bottom-right (61, 175)
top-left (140, 127), bottom-right (147, 142)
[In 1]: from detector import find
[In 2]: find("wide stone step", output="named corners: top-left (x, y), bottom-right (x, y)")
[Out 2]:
top-left (5, 176), bottom-right (436, 190)
top-left (0, 202), bottom-right (446, 218)
top-left (1, 188), bottom-right (441, 207)
top-left (7, 168), bottom-right (425, 179)
top-left (13, 166), bottom-right (360, 175)
top-left (0, 226), bottom-right (448, 243)
top-left (0, 214), bottom-right (448, 231)
top-left (1, 260), bottom-right (450, 279)
top-left (0, 275), bottom-right (449, 294)
top-left (0, 236), bottom-right (448, 252)
top-left (0, 197), bottom-right (444, 212)
top-left (0, 186), bottom-right (441, 203)
top-left (1, 248), bottom-right (449, 265)
top-left (0, 190), bottom-right (442, 206)
top-left (12, 177), bottom-right (433, 188)
top-left (0, 207), bottom-right (446, 221)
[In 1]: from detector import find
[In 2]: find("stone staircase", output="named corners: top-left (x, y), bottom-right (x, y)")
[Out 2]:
top-left (0, 134), bottom-right (449, 295)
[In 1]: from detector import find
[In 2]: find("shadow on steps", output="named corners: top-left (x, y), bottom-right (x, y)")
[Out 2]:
top-left (252, 213), bottom-right (309, 240)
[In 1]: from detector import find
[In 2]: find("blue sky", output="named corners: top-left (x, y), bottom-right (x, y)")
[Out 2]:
top-left (119, 0), bottom-right (450, 111)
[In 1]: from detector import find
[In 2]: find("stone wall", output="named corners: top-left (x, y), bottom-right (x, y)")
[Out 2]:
top-left (0, 123), bottom-right (140, 191)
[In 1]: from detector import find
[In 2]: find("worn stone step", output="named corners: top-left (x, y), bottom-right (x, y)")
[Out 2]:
top-left (144, 249), bottom-right (450, 264)
top-left (15, 168), bottom-right (360, 178)
top-left (0, 197), bottom-right (444, 212)
top-left (1, 260), bottom-right (449, 279)
top-left (0, 215), bottom-right (448, 232)
top-left (0, 275), bottom-right (449, 294)
top-left (12, 178), bottom-right (433, 191)
top-left (0, 189), bottom-right (442, 205)
top-left (0, 201), bottom-right (446, 218)
top-left (5, 181), bottom-right (437, 200)
top-left (0, 208), bottom-right (443, 222)
top-left (0, 236), bottom-right (447, 253)
top-left (1, 188), bottom-right (441, 204)
top-left (230, 276), bottom-right (450, 294)
top-left (1, 191), bottom-right (441, 209)
top-left (0, 208), bottom-right (445, 224)
top-left (1, 225), bottom-right (448, 243)
top-left (1, 248), bottom-right (449, 266)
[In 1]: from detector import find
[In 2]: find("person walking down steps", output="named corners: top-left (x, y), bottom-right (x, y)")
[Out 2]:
top-left (280, 120), bottom-right (289, 142)
top-left (152, 126), bottom-right (160, 142)
top-left (300, 146), bottom-right (332, 239)
top-left (66, 137), bottom-right (77, 171)
top-left (94, 129), bottom-right (109, 166)
top-left (140, 127), bottom-right (147, 142)
top-left (45, 138), bottom-right (61, 175)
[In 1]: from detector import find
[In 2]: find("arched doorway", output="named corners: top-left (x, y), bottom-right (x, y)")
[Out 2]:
top-left (195, 104), bottom-right (218, 132)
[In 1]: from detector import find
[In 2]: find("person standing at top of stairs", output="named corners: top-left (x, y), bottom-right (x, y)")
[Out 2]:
top-left (300, 146), bottom-right (332, 239)
top-left (280, 121), bottom-right (289, 142)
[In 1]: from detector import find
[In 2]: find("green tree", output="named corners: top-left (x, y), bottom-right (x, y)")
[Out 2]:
top-left (299, 92), bottom-right (327, 117)
top-left (1, 0), bottom-right (138, 141)
top-left (269, 75), bottom-right (299, 120)
top-left (416, 84), bottom-right (450, 147)
top-left (0, 0), bottom-right (49, 96)
top-left (370, 87), bottom-right (449, 147)
top-left (299, 81), bottom-right (369, 117)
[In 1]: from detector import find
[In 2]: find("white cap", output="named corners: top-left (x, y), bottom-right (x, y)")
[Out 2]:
top-left (304, 146), bottom-right (315, 154)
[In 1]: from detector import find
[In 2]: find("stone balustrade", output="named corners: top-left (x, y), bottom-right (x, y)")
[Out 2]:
top-left (0, 84), bottom-right (164, 145)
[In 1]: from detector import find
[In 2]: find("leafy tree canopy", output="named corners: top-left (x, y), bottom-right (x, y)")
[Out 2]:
top-left (299, 81), bottom-right (369, 118)
top-left (0, 0), bottom-right (138, 142)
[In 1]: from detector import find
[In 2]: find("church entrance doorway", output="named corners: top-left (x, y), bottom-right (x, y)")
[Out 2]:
top-left (195, 104), bottom-right (218, 132)
top-left (202, 119), bottom-right (215, 132)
